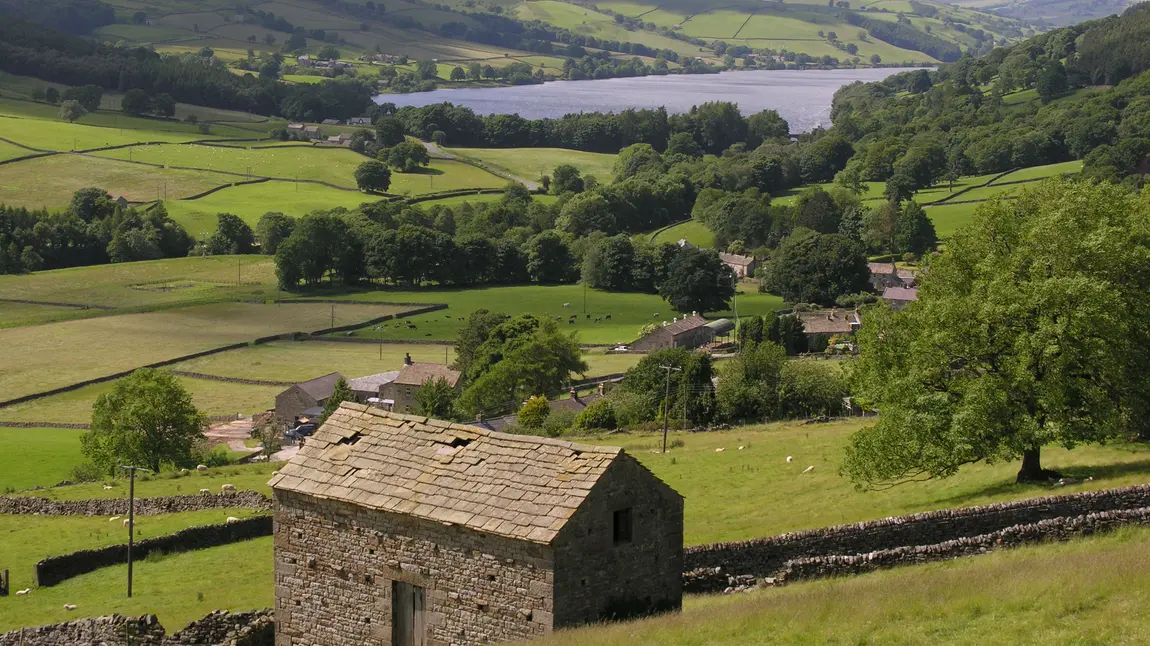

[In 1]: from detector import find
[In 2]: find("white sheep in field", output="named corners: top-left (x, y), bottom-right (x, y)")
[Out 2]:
top-left (714, 448), bottom-right (725, 453)
top-left (63, 604), bottom-right (77, 611)
top-left (199, 488), bottom-right (211, 494)
top-left (15, 588), bottom-right (30, 595)
top-left (109, 516), bottom-right (120, 522)
top-left (221, 484), bottom-right (236, 492)
top-left (802, 465), bottom-right (815, 474)
top-left (786, 456), bottom-right (793, 463)
top-left (196, 464), bottom-right (208, 472)
top-left (179, 468), bottom-right (189, 475)
top-left (738, 446), bottom-right (745, 450)
top-left (102, 484), bottom-right (113, 490)
top-left (122, 518), bottom-right (132, 527)
top-left (226, 516), bottom-right (241, 524)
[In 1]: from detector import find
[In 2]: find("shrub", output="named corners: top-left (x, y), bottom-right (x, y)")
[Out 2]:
top-left (574, 399), bottom-right (617, 431)
top-left (191, 441), bottom-right (230, 467)
top-left (69, 461), bottom-right (103, 483)
top-left (542, 409), bottom-right (576, 437)
top-left (518, 395), bottom-right (550, 429)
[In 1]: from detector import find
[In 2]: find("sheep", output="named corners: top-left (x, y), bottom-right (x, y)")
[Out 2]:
top-left (714, 448), bottom-right (725, 453)
top-left (102, 484), bottom-right (113, 490)
top-left (221, 484), bottom-right (236, 492)
top-left (653, 312), bottom-right (659, 318)
top-left (802, 465), bottom-right (815, 474)
top-left (272, 470), bottom-right (279, 475)
top-left (738, 445), bottom-right (745, 450)
top-left (15, 588), bottom-right (30, 595)
top-left (109, 516), bottom-right (120, 522)
top-left (563, 302), bottom-right (570, 308)
top-left (123, 518), bottom-right (131, 527)
top-left (226, 516), bottom-right (241, 524)
top-left (196, 464), bottom-right (208, 472)
top-left (199, 488), bottom-right (211, 494)
top-left (786, 456), bottom-right (793, 463)
top-left (63, 604), bottom-right (77, 611)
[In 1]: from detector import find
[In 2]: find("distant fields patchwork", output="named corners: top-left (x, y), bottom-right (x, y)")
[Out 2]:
top-left (0, 301), bottom-right (408, 401)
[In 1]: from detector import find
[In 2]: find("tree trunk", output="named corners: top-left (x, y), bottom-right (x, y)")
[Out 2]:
top-left (1016, 447), bottom-right (1062, 483)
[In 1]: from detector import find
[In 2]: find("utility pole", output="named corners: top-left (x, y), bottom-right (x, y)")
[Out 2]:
top-left (237, 256), bottom-right (241, 286)
top-left (660, 365), bottom-right (682, 453)
top-left (330, 303), bottom-right (335, 337)
top-left (118, 465), bottom-right (152, 598)
top-left (376, 325), bottom-right (383, 360)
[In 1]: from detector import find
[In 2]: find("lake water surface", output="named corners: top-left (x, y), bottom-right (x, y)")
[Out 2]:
top-left (375, 68), bottom-right (919, 132)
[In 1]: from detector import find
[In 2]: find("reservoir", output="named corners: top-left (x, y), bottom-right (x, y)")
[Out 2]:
top-left (375, 67), bottom-right (919, 132)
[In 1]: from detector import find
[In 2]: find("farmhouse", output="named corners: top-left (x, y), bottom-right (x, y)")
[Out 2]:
top-left (275, 372), bottom-right (344, 424)
top-left (866, 262), bottom-right (899, 290)
top-left (630, 314), bottom-right (712, 353)
top-left (882, 286), bottom-right (918, 310)
top-left (348, 371), bottom-right (401, 405)
top-left (269, 403), bottom-right (684, 646)
top-left (303, 126), bottom-right (322, 140)
top-left (719, 252), bottom-right (758, 279)
top-left (795, 309), bottom-right (860, 338)
top-left (379, 360), bottom-right (462, 414)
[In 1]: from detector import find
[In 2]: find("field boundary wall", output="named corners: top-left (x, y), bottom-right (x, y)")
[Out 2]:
top-left (0, 491), bottom-right (272, 516)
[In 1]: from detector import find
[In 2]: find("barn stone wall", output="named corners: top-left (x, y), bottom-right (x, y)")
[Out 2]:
top-left (0, 491), bottom-right (272, 516)
top-left (273, 490), bottom-right (554, 646)
top-left (553, 454), bottom-right (683, 626)
top-left (275, 386), bottom-right (319, 425)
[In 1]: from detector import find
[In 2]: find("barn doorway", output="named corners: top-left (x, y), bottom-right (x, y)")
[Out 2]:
top-left (392, 581), bottom-right (426, 646)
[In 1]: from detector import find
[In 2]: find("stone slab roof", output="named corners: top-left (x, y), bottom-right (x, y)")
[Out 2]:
top-left (269, 402), bottom-right (623, 544)
top-left (867, 262), bottom-right (897, 276)
top-left (664, 314), bottom-right (708, 337)
top-left (296, 372), bottom-right (344, 401)
top-left (796, 310), bottom-right (858, 335)
top-left (882, 286), bottom-right (919, 302)
top-left (348, 371), bottom-right (400, 393)
top-left (719, 252), bottom-right (755, 267)
top-left (395, 362), bottom-right (462, 387)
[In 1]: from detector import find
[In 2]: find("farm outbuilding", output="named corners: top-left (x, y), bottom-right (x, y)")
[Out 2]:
top-left (270, 403), bottom-right (684, 646)
top-left (630, 314), bottom-right (712, 353)
top-left (275, 372), bottom-right (344, 424)
top-left (379, 361), bottom-right (461, 414)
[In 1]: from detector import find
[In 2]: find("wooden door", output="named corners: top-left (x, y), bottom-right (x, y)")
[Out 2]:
top-left (392, 581), bottom-right (426, 646)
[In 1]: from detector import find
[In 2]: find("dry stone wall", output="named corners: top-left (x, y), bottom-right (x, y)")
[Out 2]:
top-left (0, 610), bottom-right (273, 646)
top-left (684, 484), bottom-right (1150, 578)
top-left (0, 491), bottom-right (272, 516)
top-left (36, 516), bottom-right (272, 587)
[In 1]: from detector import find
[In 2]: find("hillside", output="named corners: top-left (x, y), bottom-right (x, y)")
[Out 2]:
top-left (0, 0), bottom-right (1034, 88)
top-left (943, 0), bottom-right (1140, 27)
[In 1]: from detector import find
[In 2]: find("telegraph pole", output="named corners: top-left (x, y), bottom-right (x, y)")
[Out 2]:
top-left (660, 365), bottom-right (682, 453)
top-left (118, 465), bottom-right (152, 598)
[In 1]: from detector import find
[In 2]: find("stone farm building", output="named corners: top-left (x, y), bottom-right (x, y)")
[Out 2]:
top-left (269, 403), bottom-right (683, 646)
top-left (881, 286), bottom-right (918, 310)
top-left (380, 362), bottom-right (462, 414)
top-left (719, 252), bottom-right (758, 279)
top-left (276, 372), bottom-right (344, 424)
top-left (796, 310), bottom-right (860, 340)
top-left (630, 314), bottom-right (712, 353)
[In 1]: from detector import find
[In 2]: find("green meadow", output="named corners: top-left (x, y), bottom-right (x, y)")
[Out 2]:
top-left (0, 427), bottom-right (85, 491)
top-left (164, 181), bottom-right (384, 232)
top-left (446, 147), bottom-right (619, 183)
top-left (652, 219), bottom-right (716, 248)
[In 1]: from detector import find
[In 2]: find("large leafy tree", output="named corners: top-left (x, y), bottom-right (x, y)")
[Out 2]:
top-left (763, 231), bottom-right (869, 305)
top-left (845, 181), bottom-right (1150, 487)
top-left (453, 309), bottom-right (510, 377)
top-left (354, 161), bottom-right (392, 193)
top-left (658, 247), bottom-right (735, 314)
top-left (415, 377), bottom-right (457, 419)
top-left (206, 213), bottom-right (255, 255)
top-left (82, 369), bottom-right (207, 474)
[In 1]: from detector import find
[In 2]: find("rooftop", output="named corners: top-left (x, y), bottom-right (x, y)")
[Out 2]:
top-left (269, 403), bottom-right (625, 543)
top-left (882, 286), bottom-right (919, 302)
top-left (796, 310), bottom-right (858, 335)
top-left (395, 362), bottom-right (462, 387)
top-left (295, 372), bottom-right (344, 401)
top-left (719, 252), bottom-right (755, 266)
top-left (348, 371), bottom-right (400, 393)
top-left (867, 262), bottom-right (897, 276)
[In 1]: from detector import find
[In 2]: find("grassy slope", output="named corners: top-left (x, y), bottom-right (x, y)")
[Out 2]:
top-left (331, 283), bottom-right (783, 344)
top-left (0, 301), bottom-right (406, 401)
top-left (445, 147), bottom-right (619, 183)
top-left (0, 536), bottom-right (273, 632)
top-left (164, 181), bottom-right (384, 232)
top-left (0, 428), bottom-right (85, 491)
top-left (652, 219), bottom-right (716, 248)
top-left (0, 255), bottom-right (279, 310)
top-left (539, 526), bottom-right (1150, 645)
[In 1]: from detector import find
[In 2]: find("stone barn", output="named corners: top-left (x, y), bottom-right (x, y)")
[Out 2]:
top-left (275, 372), bottom-right (344, 424)
top-left (630, 314), bottom-right (712, 353)
top-left (269, 402), bottom-right (683, 646)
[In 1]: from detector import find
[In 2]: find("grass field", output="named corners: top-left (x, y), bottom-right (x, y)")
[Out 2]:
top-left (513, 0), bottom-right (710, 59)
top-left (0, 302), bottom-right (89, 329)
top-left (164, 181), bottom-right (384, 233)
top-left (540, 526), bottom-right (1150, 645)
top-left (446, 147), bottom-right (618, 183)
top-left (0, 155), bottom-right (240, 210)
top-left (415, 193), bottom-right (559, 208)
top-left (993, 160), bottom-right (1083, 183)
top-left (652, 219), bottom-right (716, 248)
top-left (0, 140), bottom-right (33, 162)
top-left (386, 160), bottom-right (510, 196)
top-left (0, 535), bottom-right (272, 632)
top-left (92, 143), bottom-right (370, 189)
top-left (331, 283), bottom-right (781, 344)
top-left (924, 201), bottom-right (981, 238)
top-left (0, 256), bottom-right (279, 311)
top-left (17, 462), bottom-right (278, 501)
top-left (0, 377), bottom-right (285, 425)
top-left (0, 301), bottom-right (407, 402)
top-left (0, 427), bottom-right (84, 491)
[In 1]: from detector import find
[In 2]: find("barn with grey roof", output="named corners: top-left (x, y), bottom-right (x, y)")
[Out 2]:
top-left (270, 402), bottom-right (683, 646)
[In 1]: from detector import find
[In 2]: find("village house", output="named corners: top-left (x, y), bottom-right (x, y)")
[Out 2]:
top-left (302, 125), bottom-right (322, 140)
top-left (275, 372), bottom-right (344, 424)
top-left (297, 55), bottom-right (312, 67)
top-left (882, 286), bottom-right (918, 310)
top-left (286, 123), bottom-right (306, 134)
top-left (348, 371), bottom-right (401, 406)
top-left (379, 358), bottom-right (462, 414)
top-left (795, 309), bottom-right (861, 339)
top-left (719, 252), bottom-right (758, 279)
top-left (630, 314), bottom-right (712, 353)
top-left (348, 117), bottom-right (372, 126)
top-left (270, 403), bottom-right (684, 646)
top-left (868, 262), bottom-right (918, 290)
